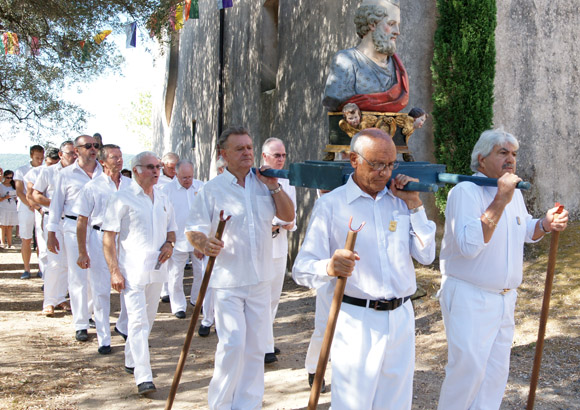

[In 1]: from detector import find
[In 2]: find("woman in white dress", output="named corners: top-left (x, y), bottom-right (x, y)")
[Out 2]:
top-left (0, 170), bottom-right (18, 248)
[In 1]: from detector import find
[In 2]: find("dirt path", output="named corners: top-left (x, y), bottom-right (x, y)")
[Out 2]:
top-left (1, 224), bottom-right (579, 409)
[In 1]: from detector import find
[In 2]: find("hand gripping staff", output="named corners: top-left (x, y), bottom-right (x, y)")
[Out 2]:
top-left (308, 217), bottom-right (365, 409)
top-left (165, 210), bottom-right (231, 410)
top-left (526, 203), bottom-right (565, 409)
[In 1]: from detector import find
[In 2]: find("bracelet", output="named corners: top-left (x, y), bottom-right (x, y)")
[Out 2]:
top-left (409, 205), bottom-right (424, 214)
top-left (539, 218), bottom-right (550, 234)
top-left (269, 183), bottom-right (282, 195)
top-left (482, 213), bottom-right (497, 228)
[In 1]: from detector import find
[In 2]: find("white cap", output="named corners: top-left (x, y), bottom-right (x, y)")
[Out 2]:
top-left (360, 0), bottom-right (399, 9)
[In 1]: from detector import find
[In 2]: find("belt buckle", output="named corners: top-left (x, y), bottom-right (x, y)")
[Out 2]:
top-left (373, 299), bottom-right (386, 310)
top-left (500, 289), bottom-right (510, 295)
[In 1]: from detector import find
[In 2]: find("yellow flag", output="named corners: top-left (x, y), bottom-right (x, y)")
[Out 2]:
top-left (175, 4), bottom-right (184, 31)
top-left (93, 30), bottom-right (112, 44)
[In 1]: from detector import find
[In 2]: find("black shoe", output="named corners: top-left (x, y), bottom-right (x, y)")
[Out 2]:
top-left (265, 352), bottom-right (278, 364)
top-left (88, 318), bottom-right (96, 328)
top-left (161, 295), bottom-right (170, 303)
top-left (198, 325), bottom-right (211, 337)
top-left (175, 311), bottom-right (186, 319)
top-left (114, 326), bottom-right (128, 341)
top-left (137, 381), bottom-right (156, 395)
top-left (274, 346), bottom-right (281, 355)
top-left (98, 345), bottom-right (112, 355)
top-left (308, 373), bottom-right (327, 393)
top-left (37, 271), bottom-right (43, 278)
top-left (75, 329), bottom-right (88, 342)
top-left (124, 366), bottom-right (134, 374)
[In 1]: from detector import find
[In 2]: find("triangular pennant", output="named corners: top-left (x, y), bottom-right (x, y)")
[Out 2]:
top-left (185, 0), bottom-right (191, 21)
top-left (0, 35), bottom-right (5, 55)
top-left (93, 30), bottom-right (112, 45)
top-left (125, 22), bottom-right (137, 48)
top-left (175, 3), bottom-right (184, 31)
top-left (4, 32), bottom-right (20, 55)
top-left (29, 36), bottom-right (40, 56)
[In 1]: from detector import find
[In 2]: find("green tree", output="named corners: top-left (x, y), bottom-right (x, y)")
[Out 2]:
top-left (124, 90), bottom-right (153, 150)
top-left (431, 0), bottom-right (496, 213)
top-left (0, 0), bottom-right (179, 140)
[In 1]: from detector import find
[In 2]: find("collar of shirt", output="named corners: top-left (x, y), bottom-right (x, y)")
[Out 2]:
top-left (345, 174), bottom-right (394, 205)
top-left (223, 167), bottom-right (255, 187)
top-left (71, 159), bottom-right (103, 178)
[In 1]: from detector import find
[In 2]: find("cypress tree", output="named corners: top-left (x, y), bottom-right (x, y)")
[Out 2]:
top-left (431, 0), bottom-right (497, 213)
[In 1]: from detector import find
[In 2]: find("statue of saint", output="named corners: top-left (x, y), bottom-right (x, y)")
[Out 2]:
top-left (322, 0), bottom-right (408, 113)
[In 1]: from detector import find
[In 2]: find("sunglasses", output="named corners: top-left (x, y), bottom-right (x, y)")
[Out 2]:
top-left (4, 176), bottom-right (13, 179)
top-left (76, 143), bottom-right (100, 149)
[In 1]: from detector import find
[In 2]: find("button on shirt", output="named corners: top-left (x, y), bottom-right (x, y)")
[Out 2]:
top-left (293, 176), bottom-right (436, 300)
top-left (33, 162), bottom-right (66, 213)
top-left (440, 173), bottom-right (541, 291)
top-left (160, 177), bottom-right (204, 253)
top-left (71, 173), bottom-right (132, 227)
top-left (46, 160), bottom-right (103, 232)
top-left (185, 169), bottom-right (276, 289)
top-left (101, 181), bottom-right (177, 285)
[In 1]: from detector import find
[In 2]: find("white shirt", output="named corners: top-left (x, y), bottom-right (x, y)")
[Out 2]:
top-left (46, 160), bottom-right (103, 232)
top-left (101, 180), bottom-right (177, 285)
top-left (157, 173), bottom-right (173, 187)
top-left (13, 162), bottom-right (33, 211)
top-left (185, 169), bottom-right (276, 289)
top-left (23, 165), bottom-right (43, 187)
top-left (272, 178), bottom-right (297, 258)
top-left (293, 175), bottom-right (436, 300)
top-left (440, 173), bottom-right (541, 291)
top-left (72, 173), bottom-right (132, 227)
top-left (160, 177), bottom-right (204, 252)
top-left (33, 162), bottom-right (67, 212)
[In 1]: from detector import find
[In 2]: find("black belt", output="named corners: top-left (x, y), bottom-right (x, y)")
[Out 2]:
top-left (92, 225), bottom-right (102, 231)
top-left (64, 215), bottom-right (77, 221)
top-left (343, 294), bottom-right (411, 311)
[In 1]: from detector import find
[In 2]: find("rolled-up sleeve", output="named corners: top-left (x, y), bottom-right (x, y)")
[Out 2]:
top-left (409, 209), bottom-right (436, 265)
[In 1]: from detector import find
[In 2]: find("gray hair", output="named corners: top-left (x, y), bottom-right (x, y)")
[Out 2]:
top-left (354, 5), bottom-right (391, 39)
top-left (98, 144), bottom-right (121, 162)
top-left (131, 151), bottom-right (158, 169)
top-left (161, 152), bottom-right (179, 164)
top-left (216, 156), bottom-right (227, 170)
top-left (46, 147), bottom-right (60, 160)
top-left (60, 140), bottom-right (74, 151)
top-left (218, 126), bottom-right (251, 150)
top-left (262, 137), bottom-right (284, 153)
top-left (470, 128), bottom-right (520, 172)
top-left (176, 159), bottom-right (194, 173)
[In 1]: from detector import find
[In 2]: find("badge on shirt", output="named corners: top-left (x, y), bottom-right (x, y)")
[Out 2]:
top-left (516, 216), bottom-right (521, 225)
top-left (389, 220), bottom-right (397, 232)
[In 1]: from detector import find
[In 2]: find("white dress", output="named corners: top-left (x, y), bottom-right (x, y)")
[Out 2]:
top-left (0, 184), bottom-right (18, 225)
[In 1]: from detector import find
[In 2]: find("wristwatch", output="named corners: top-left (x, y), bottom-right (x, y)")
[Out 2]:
top-left (269, 183), bottom-right (283, 195)
top-left (165, 240), bottom-right (175, 248)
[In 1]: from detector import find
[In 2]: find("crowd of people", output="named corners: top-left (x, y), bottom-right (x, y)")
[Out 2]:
top-left (1, 125), bottom-right (569, 409)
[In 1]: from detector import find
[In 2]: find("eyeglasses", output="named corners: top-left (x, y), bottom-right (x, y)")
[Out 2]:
top-left (76, 143), bottom-right (100, 150)
top-left (356, 152), bottom-right (398, 172)
top-left (265, 152), bottom-right (286, 159)
top-left (137, 164), bottom-right (163, 171)
top-left (62, 151), bottom-right (76, 156)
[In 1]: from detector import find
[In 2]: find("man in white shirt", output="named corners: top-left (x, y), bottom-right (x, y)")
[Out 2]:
top-left (186, 126), bottom-right (295, 409)
top-left (47, 135), bottom-right (103, 342)
top-left (160, 160), bottom-right (204, 318)
top-left (293, 128), bottom-right (436, 410)
top-left (14, 145), bottom-right (44, 279)
top-left (73, 144), bottom-right (131, 354)
top-left (260, 138), bottom-right (297, 364)
top-left (437, 129), bottom-right (569, 410)
top-left (33, 141), bottom-right (77, 316)
top-left (102, 151), bottom-right (176, 395)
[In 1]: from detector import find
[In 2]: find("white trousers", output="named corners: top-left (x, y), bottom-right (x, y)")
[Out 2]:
top-left (62, 218), bottom-right (91, 331)
top-left (43, 223), bottom-right (68, 309)
top-left (17, 206), bottom-right (34, 239)
top-left (437, 276), bottom-right (517, 410)
top-left (208, 281), bottom-right (271, 410)
top-left (87, 229), bottom-right (111, 347)
top-left (123, 280), bottom-right (163, 385)
top-left (188, 254), bottom-right (204, 305)
top-left (34, 211), bottom-right (47, 274)
top-left (167, 250), bottom-right (202, 313)
top-left (331, 299), bottom-right (415, 410)
top-left (201, 286), bottom-right (215, 327)
top-left (266, 256), bottom-right (287, 353)
top-left (305, 281), bottom-right (333, 374)
top-left (115, 292), bottom-right (129, 335)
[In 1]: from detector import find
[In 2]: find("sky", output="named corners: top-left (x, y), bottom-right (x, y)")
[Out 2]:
top-left (3, 32), bottom-right (156, 155)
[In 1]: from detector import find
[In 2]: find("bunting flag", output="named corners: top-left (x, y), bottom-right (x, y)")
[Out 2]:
top-left (79, 40), bottom-right (90, 62)
top-left (185, 0), bottom-right (199, 20)
top-left (125, 22), bottom-right (137, 48)
top-left (0, 37), bottom-right (4, 55)
top-left (175, 3), bottom-right (184, 31)
top-left (3, 32), bottom-right (20, 55)
top-left (29, 36), bottom-right (40, 56)
top-left (93, 30), bottom-right (112, 44)
top-left (218, 0), bottom-right (233, 9)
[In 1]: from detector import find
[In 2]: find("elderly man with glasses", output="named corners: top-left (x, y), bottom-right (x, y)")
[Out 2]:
top-left (47, 135), bottom-right (102, 342)
top-left (102, 151), bottom-right (177, 396)
top-left (293, 128), bottom-right (436, 409)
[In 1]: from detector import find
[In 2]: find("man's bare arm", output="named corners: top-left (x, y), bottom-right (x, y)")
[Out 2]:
top-left (103, 230), bottom-right (124, 292)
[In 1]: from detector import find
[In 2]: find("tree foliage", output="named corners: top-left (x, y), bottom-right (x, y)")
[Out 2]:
top-left (0, 0), bottom-right (179, 140)
top-left (431, 0), bottom-right (496, 213)
top-left (124, 90), bottom-right (153, 150)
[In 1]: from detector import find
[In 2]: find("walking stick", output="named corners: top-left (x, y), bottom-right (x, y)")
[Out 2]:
top-left (526, 203), bottom-right (565, 410)
top-left (308, 217), bottom-right (365, 410)
top-left (165, 210), bottom-right (231, 410)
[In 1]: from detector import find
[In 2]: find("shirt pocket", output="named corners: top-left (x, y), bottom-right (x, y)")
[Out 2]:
top-left (387, 213), bottom-right (411, 256)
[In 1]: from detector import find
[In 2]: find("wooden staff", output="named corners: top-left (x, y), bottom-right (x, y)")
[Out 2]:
top-left (526, 203), bottom-right (565, 409)
top-left (165, 210), bottom-right (231, 410)
top-left (308, 217), bottom-right (365, 409)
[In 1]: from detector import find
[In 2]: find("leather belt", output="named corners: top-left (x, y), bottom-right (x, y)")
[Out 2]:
top-left (64, 215), bottom-right (77, 221)
top-left (342, 294), bottom-right (411, 311)
top-left (92, 225), bottom-right (102, 231)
